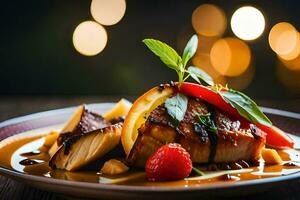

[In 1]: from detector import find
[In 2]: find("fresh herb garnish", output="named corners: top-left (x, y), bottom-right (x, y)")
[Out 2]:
top-left (182, 35), bottom-right (198, 67)
top-left (197, 113), bottom-right (217, 134)
top-left (164, 93), bottom-right (188, 125)
top-left (188, 66), bottom-right (214, 86)
top-left (220, 89), bottom-right (272, 127)
top-left (143, 35), bottom-right (212, 85)
top-left (192, 167), bottom-right (205, 176)
top-left (141, 38), bottom-right (182, 71)
top-left (143, 35), bottom-right (272, 127)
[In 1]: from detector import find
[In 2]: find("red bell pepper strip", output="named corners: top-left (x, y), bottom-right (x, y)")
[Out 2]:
top-left (257, 125), bottom-right (294, 149)
top-left (179, 82), bottom-right (241, 119)
top-left (179, 82), bottom-right (294, 149)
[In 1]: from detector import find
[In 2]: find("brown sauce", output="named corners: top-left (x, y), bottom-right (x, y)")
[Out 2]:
top-left (20, 150), bottom-right (41, 157)
top-left (283, 162), bottom-right (300, 167)
top-left (19, 159), bottom-right (40, 166)
top-left (1, 127), bottom-right (300, 187)
top-left (218, 174), bottom-right (240, 181)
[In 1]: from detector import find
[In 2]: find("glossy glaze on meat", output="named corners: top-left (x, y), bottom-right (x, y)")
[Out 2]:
top-left (127, 97), bottom-right (266, 168)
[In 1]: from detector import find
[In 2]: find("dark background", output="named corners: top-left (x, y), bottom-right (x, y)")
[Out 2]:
top-left (1, 2), bottom-right (300, 199)
top-left (1, 0), bottom-right (300, 98)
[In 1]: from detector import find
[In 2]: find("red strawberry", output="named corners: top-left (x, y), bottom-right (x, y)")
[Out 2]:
top-left (145, 143), bottom-right (192, 181)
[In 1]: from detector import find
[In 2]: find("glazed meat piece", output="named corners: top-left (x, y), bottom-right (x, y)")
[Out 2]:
top-left (127, 97), bottom-right (266, 168)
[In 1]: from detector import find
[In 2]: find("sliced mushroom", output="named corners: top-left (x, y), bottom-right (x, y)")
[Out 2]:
top-left (49, 105), bottom-right (109, 157)
top-left (49, 105), bottom-right (84, 157)
top-left (48, 101), bottom-right (131, 171)
top-left (49, 123), bottom-right (122, 171)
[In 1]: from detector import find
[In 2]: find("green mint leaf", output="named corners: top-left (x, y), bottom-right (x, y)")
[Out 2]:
top-left (182, 34), bottom-right (198, 67)
top-left (188, 66), bottom-right (214, 86)
top-left (165, 93), bottom-right (188, 124)
top-left (220, 89), bottom-right (272, 127)
top-left (143, 39), bottom-right (182, 71)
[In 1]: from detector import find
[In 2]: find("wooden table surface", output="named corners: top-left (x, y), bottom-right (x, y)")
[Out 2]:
top-left (0, 96), bottom-right (300, 200)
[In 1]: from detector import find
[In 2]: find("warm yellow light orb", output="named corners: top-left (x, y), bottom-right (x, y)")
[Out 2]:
top-left (192, 54), bottom-right (226, 85)
top-left (269, 22), bottom-right (300, 60)
top-left (91, 0), bottom-right (126, 26)
top-left (231, 6), bottom-right (265, 40)
top-left (73, 21), bottom-right (108, 56)
top-left (210, 37), bottom-right (251, 77)
top-left (192, 4), bottom-right (227, 37)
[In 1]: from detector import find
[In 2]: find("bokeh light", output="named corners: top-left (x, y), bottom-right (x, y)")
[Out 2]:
top-left (192, 53), bottom-right (226, 85)
top-left (192, 4), bottom-right (227, 37)
top-left (177, 26), bottom-right (194, 54)
top-left (177, 27), bottom-right (219, 59)
top-left (269, 22), bottom-right (300, 60)
top-left (196, 35), bottom-right (219, 55)
top-left (73, 21), bottom-right (108, 56)
top-left (91, 0), bottom-right (126, 26)
top-left (225, 64), bottom-right (255, 91)
top-left (279, 55), bottom-right (300, 71)
top-left (193, 51), bottom-right (254, 91)
top-left (231, 6), bottom-right (265, 40)
top-left (210, 37), bottom-right (251, 77)
top-left (277, 61), bottom-right (300, 94)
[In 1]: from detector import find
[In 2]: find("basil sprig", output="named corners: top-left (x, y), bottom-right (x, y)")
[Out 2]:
top-left (164, 93), bottom-right (188, 124)
top-left (188, 66), bottom-right (214, 86)
top-left (143, 35), bottom-right (213, 86)
top-left (220, 89), bottom-right (272, 127)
